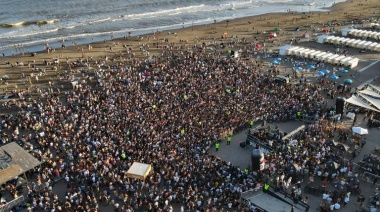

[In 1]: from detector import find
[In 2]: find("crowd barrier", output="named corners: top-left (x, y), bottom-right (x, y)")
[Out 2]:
top-left (0, 195), bottom-right (25, 212)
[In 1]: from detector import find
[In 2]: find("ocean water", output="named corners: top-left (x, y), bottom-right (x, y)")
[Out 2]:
top-left (0, 0), bottom-right (345, 55)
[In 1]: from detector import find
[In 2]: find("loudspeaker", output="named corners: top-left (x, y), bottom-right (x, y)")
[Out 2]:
top-left (251, 149), bottom-right (264, 172)
top-left (336, 97), bottom-right (345, 115)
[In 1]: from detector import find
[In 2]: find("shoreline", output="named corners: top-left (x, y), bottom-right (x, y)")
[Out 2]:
top-left (0, 0), bottom-right (379, 211)
top-left (0, 0), bottom-right (352, 58)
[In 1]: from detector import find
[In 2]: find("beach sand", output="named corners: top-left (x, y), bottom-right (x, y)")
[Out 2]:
top-left (0, 0), bottom-right (379, 107)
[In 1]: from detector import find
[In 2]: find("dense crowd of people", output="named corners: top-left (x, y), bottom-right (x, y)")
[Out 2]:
top-left (0, 36), bottom-right (369, 212)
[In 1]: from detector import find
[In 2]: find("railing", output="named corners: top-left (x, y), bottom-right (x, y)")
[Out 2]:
top-left (239, 188), bottom-right (268, 212)
top-left (0, 195), bottom-right (25, 212)
top-left (361, 171), bottom-right (380, 185)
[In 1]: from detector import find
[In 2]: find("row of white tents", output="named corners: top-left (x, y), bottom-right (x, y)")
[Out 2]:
top-left (345, 84), bottom-right (380, 113)
top-left (341, 28), bottom-right (380, 40)
top-left (279, 45), bottom-right (359, 68)
top-left (317, 35), bottom-right (380, 52)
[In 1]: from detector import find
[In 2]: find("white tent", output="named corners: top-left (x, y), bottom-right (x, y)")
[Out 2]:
top-left (345, 95), bottom-right (380, 112)
top-left (333, 55), bottom-right (346, 64)
top-left (359, 87), bottom-right (380, 98)
top-left (320, 53), bottom-right (334, 61)
top-left (357, 41), bottom-right (367, 49)
top-left (309, 50), bottom-right (321, 59)
top-left (339, 57), bottom-right (353, 65)
top-left (317, 35), bottom-right (329, 43)
top-left (350, 28), bottom-right (380, 39)
top-left (126, 162), bottom-right (152, 181)
top-left (289, 47), bottom-right (304, 55)
top-left (368, 43), bottom-right (378, 51)
top-left (351, 40), bottom-right (362, 48)
top-left (345, 39), bottom-right (356, 46)
top-left (362, 41), bottom-right (373, 49)
top-left (325, 36), bottom-right (335, 43)
top-left (341, 28), bottom-right (352, 36)
top-left (279, 45), bottom-right (293, 56)
top-left (369, 84), bottom-right (380, 93)
top-left (374, 44), bottom-right (380, 51)
top-left (287, 46), bottom-right (302, 55)
top-left (359, 94), bottom-right (380, 110)
top-left (340, 38), bottom-right (351, 44)
top-left (301, 49), bottom-right (313, 57)
top-left (297, 48), bottom-right (310, 56)
top-left (327, 54), bottom-right (340, 63)
top-left (335, 37), bottom-right (346, 44)
top-left (315, 52), bottom-right (327, 60)
top-left (345, 58), bottom-right (359, 68)
top-left (370, 23), bottom-right (380, 29)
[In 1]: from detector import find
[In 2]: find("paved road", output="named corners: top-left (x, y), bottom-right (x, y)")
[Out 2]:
top-left (211, 58), bottom-right (380, 211)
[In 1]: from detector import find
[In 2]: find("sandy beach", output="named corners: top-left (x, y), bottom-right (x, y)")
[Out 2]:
top-left (0, 0), bottom-right (378, 103)
top-left (0, 0), bottom-right (380, 211)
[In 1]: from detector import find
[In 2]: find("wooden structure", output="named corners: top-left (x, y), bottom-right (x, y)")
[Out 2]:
top-left (126, 162), bottom-right (152, 182)
top-left (0, 142), bottom-right (42, 185)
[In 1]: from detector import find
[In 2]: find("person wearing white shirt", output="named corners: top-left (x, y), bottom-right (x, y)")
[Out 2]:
top-left (323, 193), bottom-right (329, 200)
top-left (334, 202), bottom-right (341, 210)
top-left (344, 195), bottom-right (350, 206)
top-left (330, 204), bottom-right (335, 211)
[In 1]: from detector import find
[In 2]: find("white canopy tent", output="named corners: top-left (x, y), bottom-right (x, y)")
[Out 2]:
top-left (126, 162), bottom-right (152, 181)
top-left (345, 95), bottom-right (380, 112)
top-left (345, 58), bottom-right (359, 68)
top-left (327, 54), bottom-right (340, 63)
top-left (278, 45), bottom-right (359, 68)
top-left (297, 48), bottom-right (310, 56)
top-left (317, 35), bottom-right (329, 43)
top-left (308, 50), bottom-right (321, 59)
top-left (339, 57), bottom-right (353, 65)
top-left (279, 45), bottom-right (292, 56)
top-left (320, 53), bottom-right (334, 61)
top-left (333, 55), bottom-right (346, 64)
top-left (287, 46), bottom-right (302, 55)
top-left (315, 52), bottom-right (328, 60)
top-left (357, 41), bottom-right (367, 49)
top-left (349, 28), bottom-right (380, 40)
top-left (370, 23), bottom-right (380, 29)
top-left (301, 49), bottom-right (313, 57)
top-left (369, 84), bottom-right (380, 93)
top-left (359, 94), bottom-right (380, 110)
top-left (359, 87), bottom-right (380, 98)
top-left (319, 35), bottom-right (380, 52)
top-left (341, 28), bottom-right (352, 36)
top-left (351, 40), bottom-right (362, 47)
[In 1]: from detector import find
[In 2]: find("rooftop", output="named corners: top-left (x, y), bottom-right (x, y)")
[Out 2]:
top-left (0, 142), bottom-right (41, 185)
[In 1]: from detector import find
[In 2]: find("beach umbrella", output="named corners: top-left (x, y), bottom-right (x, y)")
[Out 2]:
top-left (307, 64), bottom-right (315, 69)
top-left (352, 127), bottom-right (368, 135)
top-left (340, 69), bottom-right (349, 73)
top-left (330, 75), bottom-right (339, 80)
top-left (316, 71), bottom-right (325, 76)
top-left (275, 57), bottom-right (281, 61)
top-left (271, 60), bottom-right (279, 65)
top-left (322, 69), bottom-right (330, 74)
top-left (344, 79), bottom-right (353, 84)
top-left (274, 27), bottom-right (281, 32)
top-left (294, 66), bottom-right (303, 71)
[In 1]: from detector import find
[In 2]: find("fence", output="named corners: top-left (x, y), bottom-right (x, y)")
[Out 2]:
top-left (240, 187), bottom-right (268, 212)
top-left (0, 195), bottom-right (25, 212)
